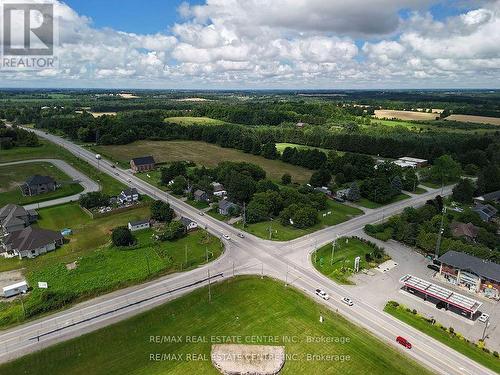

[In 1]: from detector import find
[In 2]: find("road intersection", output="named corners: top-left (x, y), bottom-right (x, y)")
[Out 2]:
top-left (0, 127), bottom-right (494, 375)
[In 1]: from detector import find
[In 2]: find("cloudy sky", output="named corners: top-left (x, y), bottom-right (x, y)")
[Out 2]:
top-left (2, 0), bottom-right (500, 89)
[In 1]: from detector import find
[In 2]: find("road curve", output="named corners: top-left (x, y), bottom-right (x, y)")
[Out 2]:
top-left (0, 127), bottom-right (492, 375)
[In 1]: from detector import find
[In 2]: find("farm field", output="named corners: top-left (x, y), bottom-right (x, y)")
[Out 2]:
top-left (235, 200), bottom-right (363, 241)
top-left (373, 110), bottom-right (439, 121)
top-left (312, 237), bottom-right (389, 284)
top-left (0, 277), bottom-right (433, 375)
top-left (275, 142), bottom-right (335, 154)
top-left (0, 202), bottom-right (222, 328)
top-left (384, 302), bottom-right (499, 373)
top-left (94, 140), bottom-right (313, 183)
top-left (0, 162), bottom-right (83, 206)
top-left (0, 140), bottom-right (125, 195)
top-left (164, 116), bottom-right (226, 125)
top-left (444, 114), bottom-right (500, 126)
top-left (75, 111), bottom-right (117, 117)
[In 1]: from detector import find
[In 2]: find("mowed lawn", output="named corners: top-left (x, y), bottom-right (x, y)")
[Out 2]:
top-left (0, 162), bottom-right (83, 206)
top-left (0, 277), bottom-right (434, 375)
top-left (275, 142), bottom-right (333, 154)
top-left (356, 193), bottom-right (410, 209)
top-left (94, 140), bottom-right (313, 183)
top-left (235, 200), bottom-right (363, 241)
top-left (313, 237), bottom-right (389, 284)
top-left (164, 116), bottom-right (226, 125)
top-left (0, 202), bottom-right (222, 328)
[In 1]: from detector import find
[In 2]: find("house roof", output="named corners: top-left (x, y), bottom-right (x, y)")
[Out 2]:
top-left (131, 156), bottom-right (155, 166)
top-left (0, 204), bottom-right (28, 221)
top-left (451, 222), bottom-right (479, 239)
top-left (25, 175), bottom-right (55, 186)
top-left (473, 204), bottom-right (498, 219)
top-left (180, 217), bottom-right (195, 227)
top-left (129, 219), bottom-right (149, 226)
top-left (438, 250), bottom-right (500, 283)
top-left (5, 226), bottom-right (63, 252)
top-left (475, 190), bottom-right (500, 203)
top-left (194, 189), bottom-right (206, 197)
top-left (219, 199), bottom-right (238, 210)
top-left (121, 187), bottom-right (138, 196)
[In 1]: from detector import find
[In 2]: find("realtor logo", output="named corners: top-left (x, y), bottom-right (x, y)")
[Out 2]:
top-left (1, 1), bottom-right (58, 70)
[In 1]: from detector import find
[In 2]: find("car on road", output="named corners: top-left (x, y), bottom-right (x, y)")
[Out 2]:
top-left (115, 172), bottom-right (119, 176)
top-left (478, 313), bottom-right (490, 323)
top-left (222, 234), bottom-right (231, 240)
top-left (237, 233), bottom-right (244, 238)
top-left (198, 211), bottom-right (204, 216)
top-left (111, 164), bottom-right (116, 168)
top-left (396, 336), bottom-right (412, 349)
top-left (315, 289), bottom-right (329, 300)
top-left (436, 301), bottom-right (447, 310)
top-left (127, 179), bottom-right (131, 182)
top-left (342, 297), bottom-right (354, 306)
top-left (427, 264), bottom-right (440, 272)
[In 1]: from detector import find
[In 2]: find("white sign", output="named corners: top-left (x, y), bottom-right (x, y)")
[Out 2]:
top-left (354, 256), bottom-right (361, 273)
top-left (38, 282), bottom-right (48, 289)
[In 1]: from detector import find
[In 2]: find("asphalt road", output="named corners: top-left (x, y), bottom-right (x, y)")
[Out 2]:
top-left (0, 158), bottom-right (100, 210)
top-left (0, 128), bottom-right (494, 375)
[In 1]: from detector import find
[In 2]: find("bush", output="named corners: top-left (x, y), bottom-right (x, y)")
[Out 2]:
top-left (111, 226), bottom-right (135, 247)
top-left (79, 191), bottom-right (110, 209)
top-left (493, 351), bottom-right (498, 358)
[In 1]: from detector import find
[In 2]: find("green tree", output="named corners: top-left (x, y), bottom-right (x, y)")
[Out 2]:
top-left (111, 226), bottom-right (135, 247)
top-left (309, 168), bottom-right (331, 187)
top-left (151, 200), bottom-right (174, 223)
top-left (281, 173), bottom-right (292, 185)
top-left (261, 143), bottom-right (278, 159)
top-left (427, 155), bottom-right (461, 184)
top-left (170, 175), bottom-right (188, 195)
top-left (452, 178), bottom-right (475, 204)
top-left (160, 221), bottom-right (186, 241)
top-left (347, 182), bottom-right (361, 201)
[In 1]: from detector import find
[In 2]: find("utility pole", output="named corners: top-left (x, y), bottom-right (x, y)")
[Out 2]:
top-left (207, 269), bottom-right (212, 303)
top-left (330, 239), bottom-right (336, 266)
top-left (145, 253), bottom-right (151, 275)
top-left (482, 320), bottom-right (490, 341)
top-left (185, 244), bottom-right (188, 266)
top-left (205, 246), bottom-right (209, 263)
top-left (435, 207), bottom-right (446, 259)
top-left (268, 224), bottom-right (272, 240)
top-left (243, 202), bottom-right (246, 227)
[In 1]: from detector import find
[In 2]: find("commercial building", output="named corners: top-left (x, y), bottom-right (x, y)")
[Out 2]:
top-left (437, 251), bottom-right (500, 300)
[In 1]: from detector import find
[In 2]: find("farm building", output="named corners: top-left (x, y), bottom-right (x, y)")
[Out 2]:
top-left (130, 156), bottom-right (156, 172)
top-left (437, 251), bottom-right (500, 300)
top-left (21, 175), bottom-right (57, 196)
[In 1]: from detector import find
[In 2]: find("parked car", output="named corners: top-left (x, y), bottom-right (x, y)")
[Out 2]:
top-left (237, 233), bottom-right (244, 238)
top-left (427, 264), bottom-right (440, 272)
top-left (222, 234), bottom-right (231, 240)
top-left (436, 301), bottom-right (447, 310)
top-left (396, 336), bottom-right (412, 349)
top-left (478, 313), bottom-right (490, 323)
top-left (342, 297), bottom-right (354, 306)
top-left (315, 289), bottom-right (329, 300)
top-left (432, 259), bottom-right (442, 266)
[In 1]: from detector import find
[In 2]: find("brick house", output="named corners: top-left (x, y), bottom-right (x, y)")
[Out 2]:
top-left (130, 156), bottom-right (156, 172)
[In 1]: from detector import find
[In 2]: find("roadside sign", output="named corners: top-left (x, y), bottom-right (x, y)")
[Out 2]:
top-left (38, 282), bottom-right (48, 289)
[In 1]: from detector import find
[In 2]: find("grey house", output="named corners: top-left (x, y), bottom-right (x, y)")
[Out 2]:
top-left (218, 199), bottom-right (239, 216)
top-left (21, 175), bottom-right (57, 196)
top-left (194, 189), bottom-right (210, 203)
top-left (3, 226), bottom-right (64, 259)
top-left (0, 204), bottom-right (38, 234)
top-left (473, 203), bottom-right (498, 222)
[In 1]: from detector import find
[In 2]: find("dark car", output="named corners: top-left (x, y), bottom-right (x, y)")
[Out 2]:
top-left (427, 264), bottom-right (440, 272)
top-left (436, 301), bottom-right (448, 310)
top-left (396, 336), bottom-right (412, 349)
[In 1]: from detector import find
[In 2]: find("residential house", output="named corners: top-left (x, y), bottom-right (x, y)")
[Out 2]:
top-left (336, 188), bottom-right (351, 200)
top-left (314, 186), bottom-right (332, 196)
top-left (21, 175), bottom-right (57, 196)
top-left (450, 222), bottom-right (479, 241)
top-left (2, 226), bottom-right (63, 259)
top-left (211, 182), bottom-right (227, 197)
top-left (194, 189), bottom-right (210, 203)
top-left (130, 156), bottom-right (156, 172)
top-left (180, 217), bottom-right (198, 232)
top-left (437, 250), bottom-right (500, 300)
top-left (218, 199), bottom-right (239, 216)
top-left (474, 190), bottom-right (500, 205)
top-left (118, 187), bottom-right (140, 204)
top-left (128, 219), bottom-right (150, 232)
top-left (472, 203), bottom-right (498, 222)
top-left (0, 204), bottom-right (37, 234)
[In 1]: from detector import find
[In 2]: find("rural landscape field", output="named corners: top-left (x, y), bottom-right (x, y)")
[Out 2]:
top-left (0, 1), bottom-right (499, 375)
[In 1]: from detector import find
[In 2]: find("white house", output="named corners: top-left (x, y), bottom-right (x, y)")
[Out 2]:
top-left (211, 182), bottom-right (227, 197)
top-left (128, 219), bottom-right (150, 232)
top-left (180, 217), bottom-right (198, 231)
top-left (2, 227), bottom-right (63, 259)
top-left (2, 281), bottom-right (28, 298)
top-left (118, 188), bottom-right (139, 204)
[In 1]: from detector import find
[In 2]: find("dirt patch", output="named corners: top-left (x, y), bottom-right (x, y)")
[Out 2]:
top-left (0, 270), bottom-right (25, 290)
top-left (211, 344), bottom-right (285, 375)
top-left (444, 114), bottom-right (500, 126)
top-left (374, 110), bottom-right (438, 121)
top-left (66, 261), bottom-right (78, 270)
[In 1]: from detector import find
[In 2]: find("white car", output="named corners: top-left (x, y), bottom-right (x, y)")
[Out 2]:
top-left (222, 234), bottom-right (231, 240)
top-left (315, 289), bottom-right (329, 300)
top-left (342, 297), bottom-right (354, 306)
top-left (478, 313), bottom-right (490, 323)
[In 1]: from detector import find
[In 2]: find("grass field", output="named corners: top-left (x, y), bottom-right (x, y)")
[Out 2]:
top-left (0, 141), bottom-right (125, 195)
top-left (0, 162), bottom-right (83, 206)
top-left (0, 202), bottom-right (222, 328)
top-left (357, 193), bottom-right (410, 209)
top-left (0, 277), bottom-right (434, 375)
top-left (384, 302), bottom-right (500, 373)
top-left (235, 200), bottom-right (363, 241)
top-left (312, 237), bottom-right (389, 284)
top-left (94, 140), bottom-right (313, 183)
top-left (275, 143), bottom-right (332, 154)
top-left (164, 116), bottom-right (226, 125)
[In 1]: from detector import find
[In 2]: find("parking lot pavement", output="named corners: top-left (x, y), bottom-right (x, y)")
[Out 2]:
top-left (348, 230), bottom-right (500, 351)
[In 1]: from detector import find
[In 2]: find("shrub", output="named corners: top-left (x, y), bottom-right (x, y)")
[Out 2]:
top-left (111, 226), bottom-right (135, 247)
top-left (493, 351), bottom-right (498, 358)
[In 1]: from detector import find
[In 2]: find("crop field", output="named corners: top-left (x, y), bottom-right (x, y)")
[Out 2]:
top-left (94, 140), bottom-right (313, 183)
top-left (0, 277), bottom-right (433, 375)
top-left (164, 116), bottom-right (226, 125)
top-left (235, 200), bottom-right (363, 241)
top-left (0, 202), bottom-right (222, 327)
top-left (444, 114), bottom-right (500, 126)
top-left (373, 110), bottom-right (439, 121)
top-left (0, 162), bottom-right (83, 206)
